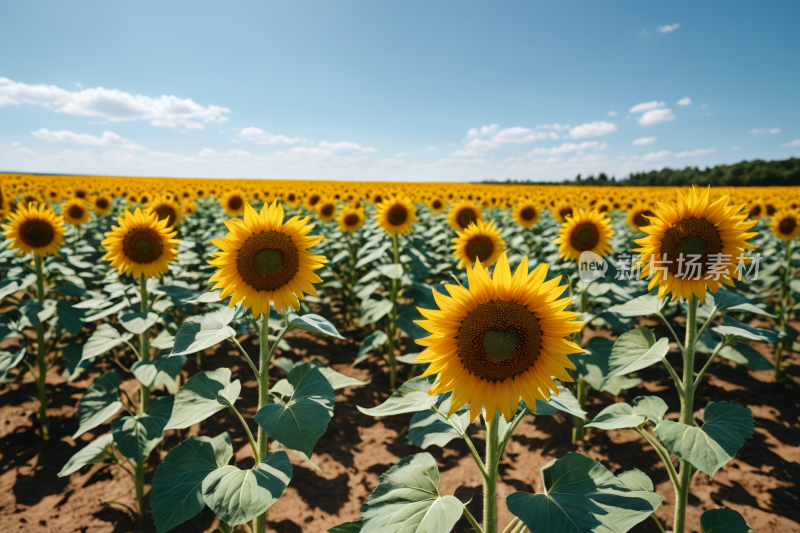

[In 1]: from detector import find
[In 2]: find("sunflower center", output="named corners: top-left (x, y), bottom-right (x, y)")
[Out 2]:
top-left (750, 205), bottom-right (761, 218)
top-left (559, 207), bottom-right (573, 219)
top-left (779, 217), bottom-right (797, 235)
top-left (155, 205), bottom-right (177, 226)
top-left (228, 196), bottom-right (243, 210)
top-left (457, 300), bottom-right (542, 382)
top-left (344, 213), bottom-right (360, 227)
top-left (123, 228), bottom-right (163, 264)
top-left (660, 216), bottom-right (722, 277)
top-left (308, 195), bottom-right (320, 206)
top-left (570, 223), bottom-right (599, 252)
top-left (467, 235), bottom-right (495, 263)
top-left (96, 198), bottom-right (109, 209)
top-left (236, 230), bottom-right (300, 291)
top-left (68, 205), bottom-right (85, 219)
top-left (457, 208), bottom-right (477, 229)
top-left (633, 210), bottom-right (654, 228)
top-left (21, 221), bottom-right (54, 247)
top-left (388, 205), bottom-right (408, 226)
top-left (520, 206), bottom-right (537, 221)
top-left (320, 204), bottom-right (334, 217)
top-left (432, 200), bottom-right (442, 210)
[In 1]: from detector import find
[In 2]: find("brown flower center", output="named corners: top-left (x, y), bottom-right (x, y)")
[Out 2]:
top-left (456, 208), bottom-right (477, 229)
top-left (570, 222), bottom-right (600, 252)
top-left (660, 217), bottom-right (722, 277)
top-left (432, 199), bottom-right (442, 210)
top-left (308, 194), bottom-right (321, 207)
top-left (457, 300), bottom-right (542, 381)
top-left (95, 198), bottom-right (109, 210)
top-left (466, 235), bottom-right (495, 263)
top-left (344, 213), bottom-right (360, 227)
top-left (123, 228), bottom-right (164, 264)
top-left (154, 205), bottom-right (178, 226)
top-left (633, 209), bottom-right (654, 229)
top-left (520, 206), bottom-right (537, 221)
top-left (749, 205), bottom-right (761, 218)
top-left (68, 205), bottom-right (85, 220)
top-left (236, 230), bottom-right (300, 291)
top-left (228, 195), bottom-right (244, 211)
top-left (21, 220), bottom-right (55, 248)
top-left (320, 204), bottom-right (334, 217)
top-left (779, 216), bottom-right (797, 236)
top-left (559, 206), bottom-right (573, 220)
top-left (388, 205), bottom-right (408, 226)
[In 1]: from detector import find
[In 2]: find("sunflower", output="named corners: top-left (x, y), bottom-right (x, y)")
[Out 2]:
top-left (2, 202), bottom-right (66, 257)
top-left (446, 200), bottom-right (482, 231)
top-left (426, 197), bottom-right (446, 215)
top-left (769, 208), bottom-right (800, 241)
top-left (102, 208), bottom-right (179, 279)
top-left (71, 186), bottom-right (89, 199)
top-left (555, 208), bottom-right (614, 261)
top-left (375, 196), bottom-right (417, 235)
top-left (634, 186), bottom-right (758, 302)
top-left (183, 199), bottom-right (197, 216)
top-left (551, 201), bottom-right (574, 223)
top-left (305, 191), bottom-right (322, 210)
top-left (746, 201), bottom-right (766, 221)
top-left (512, 201), bottom-right (541, 229)
top-left (61, 198), bottom-right (91, 226)
top-left (91, 194), bottom-right (113, 215)
top-left (208, 201), bottom-right (326, 316)
top-left (221, 190), bottom-right (248, 216)
top-left (625, 203), bottom-right (656, 232)
top-left (337, 205), bottom-right (365, 232)
top-left (146, 197), bottom-right (183, 228)
top-left (283, 191), bottom-right (301, 209)
top-left (452, 220), bottom-right (505, 269)
top-left (316, 199), bottom-right (337, 222)
top-left (415, 253), bottom-right (582, 423)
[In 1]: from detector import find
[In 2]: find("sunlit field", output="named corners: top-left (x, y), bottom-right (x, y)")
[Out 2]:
top-left (1, 172), bottom-right (798, 533)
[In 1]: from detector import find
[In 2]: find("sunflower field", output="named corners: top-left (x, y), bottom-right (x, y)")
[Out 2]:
top-left (1, 172), bottom-right (799, 533)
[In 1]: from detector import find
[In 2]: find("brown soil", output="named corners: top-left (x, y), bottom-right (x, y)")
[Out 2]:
top-left (1, 322), bottom-right (799, 533)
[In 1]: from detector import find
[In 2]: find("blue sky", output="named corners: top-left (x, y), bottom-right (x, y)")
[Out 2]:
top-left (1, 1), bottom-right (798, 182)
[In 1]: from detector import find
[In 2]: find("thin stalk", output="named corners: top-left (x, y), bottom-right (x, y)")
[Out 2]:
top-left (138, 274), bottom-right (151, 413)
top-left (695, 305), bottom-right (718, 342)
top-left (386, 232), bottom-right (401, 389)
top-left (134, 460), bottom-right (145, 520)
top-left (656, 310), bottom-right (686, 358)
top-left (33, 255), bottom-right (49, 440)
top-left (636, 427), bottom-right (680, 490)
top-left (694, 341), bottom-right (725, 392)
top-left (500, 518), bottom-right (520, 533)
top-left (499, 407), bottom-right (529, 457)
top-left (673, 294), bottom-right (698, 533)
top-left (433, 405), bottom-right (488, 480)
top-left (231, 404), bottom-right (260, 462)
top-left (464, 505), bottom-right (485, 533)
top-left (231, 336), bottom-right (260, 380)
top-left (774, 240), bottom-right (793, 381)
top-left (572, 286), bottom-right (587, 443)
top-left (650, 513), bottom-right (667, 533)
top-left (483, 412), bottom-right (501, 533)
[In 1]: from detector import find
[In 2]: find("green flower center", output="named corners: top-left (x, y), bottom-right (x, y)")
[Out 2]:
top-left (678, 235), bottom-right (707, 256)
top-left (135, 239), bottom-right (154, 256)
top-left (482, 328), bottom-right (520, 362)
top-left (255, 249), bottom-right (284, 275)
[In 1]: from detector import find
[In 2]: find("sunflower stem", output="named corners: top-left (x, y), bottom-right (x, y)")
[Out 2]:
top-left (673, 293), bottom-right (698, 533)
top-left (483, 411), bottom-right (501, 533)
top-left (571, 285), bottom-right (587, 444)
top-left (134, 460), bottom-right (145, 521)
top-left (138, 274), bottom-right (151, 414)
top-left (774, 240), bottom-right (793, 381)
top-left (386, 232), bottom-right (401, 389)
top-left (463, 504), bottom-right (485, 533)
top-left (33, 254), bottom-right (49, 440)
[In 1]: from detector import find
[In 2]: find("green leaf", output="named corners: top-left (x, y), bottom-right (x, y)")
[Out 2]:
top-left (0, 273), bottom-right (37, 301)
top-left (395, 352), bottom-right (425, 365)
top-left (585, 403), bottom-right (645, 430)
top-left (119, 309), bottom-right (160, 335)
top-left (616, 468), bottom-right (655, 492)
top-left (357, 375), bottom-right (440, 417)
top-left (61, 344), bottom-right (90, 381)
top-left (254, 362), bottom-right (335, 456)
top-left (717, 344), bottom-right (773, 371)
top-left (58, 433), bottom-right (114, 477)
top-left (654, 401), bottom-right (754, 477)
top-left (506, 452), bottom-right (663, 533)
top-left (152, 433), bottom-right (233, 533)
top-left (22, 300), bottom-right (56, 326)
top-left (83, 299), bottom-right (129, 322)
top-left (531, 384), bottom-right (588, 420)
top-left (707, 289), bottom-right (776, 318)
top-left (164, 369), bottom-right (241, 431)
top-left (290, 313), bottom-right (344, 339)
top-left (81, 324), bottom-right (134, 362)
top-left (112, 395), bottom-right (174, 463)
top-left (607, 294), bottom-right (666, 317)
top-left (56, 300), bottom-right (85, 334)
top-left (354, 330), bottom-right (388, 366)
top-left (378, 264), bottom-right (403, 280)
top-left (73, 370), bottom-right (123, 439)
top-left (328, 522), bottom-right (363, 533)
top-left (360, 299), bottom-right (394, 326)
top-left (408, 409), bottom-right (469, 449)
top-left (151, 329), bottom-right (175, 350)
top-left (631, 396), bottom-right (668, 424)
top-left (701, 507), bottom-right (752, 533)
top-left (355, 243), bottom-right (391, 268)
top-left (0, 347), bottom-right (26, 382)
top-left (311, 360), bottom-right (370, 389)
top-left (132, 349), bottom-right (186, 388)
top-left (360, 453), bottom-right (462, 533)
top-left (202, 451), bottom-right (292, 527)
top-left (712, 316), bottom-right (778, 344)
top-left (572, 337), bottom-right (642, 395)
top-left (607, 327), bottom-right (669, 377)
top-left (170, 305), bottom-right (241, 357)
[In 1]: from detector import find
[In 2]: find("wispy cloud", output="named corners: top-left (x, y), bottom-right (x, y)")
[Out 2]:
top-left (632, 136), bottom-right (657, 146)
top-left (750, 128), bottom-right (782, 134)
top-left (31, 128), bottom-right (145, 150)
top-left (527, 141), bottom-right (607, 156)
top-left (782, 139), bottom-right (800, 147)
top-left (638, 108), bottom-right (675, 125)
top-left (239, 127), bottom-right (307, 145)
top-left (677, 97), bottom-right (691, 106)
top-left (674, 148), bottom-right (715, 158)
top-left (608, 110), bottom-right (618, 117)
top-left (568, 121), bottom-right (617, 139)
top-left (658, 23), bottom-right (680, 33)
top-left (629, 101), bottom-right (665, 113)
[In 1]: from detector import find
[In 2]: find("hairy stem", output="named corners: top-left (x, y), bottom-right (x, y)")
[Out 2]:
top-left (33, 255), bottom-right (49, 440)
top-left (484, 412), bottom-right (500, 533)
top-left (571, 286), bottom-right (587, 443)
top-left (138, 274), bottom-right (151, 413)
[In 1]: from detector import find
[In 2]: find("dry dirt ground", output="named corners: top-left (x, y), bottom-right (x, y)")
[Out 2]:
top-left (1, 320), bottom-right (799, 533)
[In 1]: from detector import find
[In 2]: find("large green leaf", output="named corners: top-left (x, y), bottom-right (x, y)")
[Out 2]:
top-left (254, 363), bottom-right (335, 456)
top-left (706, 289), bottom-right (776, 318)
top-left (164, 369), bottom-right (241, 431)
top-left (354, 330), bottom-right (388, 366)
top-left (717, 344), bottom-right (772, 371)
top-left (152, 433), bottom-right (233, 533)
top-left (132, 349), bottom-right (187, 388)
top-left (202, 451), bottom-right (292, 526)
top-left (654, 401), bottom-right (753, 477)
top-left (73, 370), bottom-right (123, 439)
top-left (170, 306), bottom-right (240, 357)
top-left (0, 347), bottom-right (26, 382)
top-left (308, 359), bottom-right (369, 389)
top-left (290, 313), bottom-right (345, 339)
top-left (360, 453), bottom-right (462, 533)
top-left (607, 294), bottom-right (666, 317)
top-left (700, 507), bottom-right (752, 533)
top-left (585, 403), bottom-right (645, 430)
top-left (0, 273), bottom-right (37, 301)
top-left (112, 396), bottom-right (174, 463)
top-left (530, 384), bottom-right (587, 420)
top-left (408, 408), bottom-right (469, 449)
top-left (506, 452), bottom-right (662, 533)
top-left (58, 433), bottom-right (114, 477)
top-left (607, 327), bottom-right (669, 377)
top-left (616, 468), bottom-right (655, 492)
top-left (712, 316), bottom-right (778, 345)
top-left (56, 300), bottom-right (86, 334)
top-left (328, 522), bottom-right (363, 533)
top-left (81, 324), bottom-right (134, 362)
top-left (118, 309), bottom-right (160, 335)
top-left (360, 299), bottom-right (394, 326)
top-left (572, 337), bottom-right (642, 395)
top-left (357, 376), bottom-right (440, 417)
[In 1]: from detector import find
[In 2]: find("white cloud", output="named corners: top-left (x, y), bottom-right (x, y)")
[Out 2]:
top-left (629, 101), bottom-right (665, 113)
top-left (674, 148), bottom-right (715, 158)
top-left (642, 150), bottom-right (672, 161)
top-left (0, 76), bottom-right (229, 130)
top-left (11, 142), bottom-right (22, 147)
top-left (658, 23), bottom-right (680, 33)
top-left (568, 121), bottom-right (617, 139)
top-left (638, 108), bottom-right (675, 125)
top-left (239, 127), bottom-right (307, 145)
top-left (318, 140), bottom-right (376, 153)
top-left (632, 136), bottom-right (657, 146)
top-left (782, 139), bottom-right (800, 147)
top-left (31, 128), bottom-right (145, 150)
top-left (677, 97), bottom-right (691, 106)
top-left (453, 124), bottom-right (559, 157)
top-left (750, 128), bottom-right (782, 134)
top-left (607, 111), bottom-right (618, 117)
top-left (74, 82), bottom-right (83, 89)
top-left (527, 141), bottom-right (607, 156)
